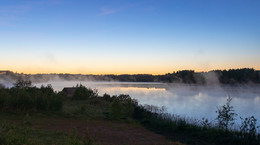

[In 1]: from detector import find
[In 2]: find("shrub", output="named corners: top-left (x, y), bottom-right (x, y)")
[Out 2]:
top-left (0, 89), bottom-right (10, 109)
top-left (201, 117), bottom-right (211, 129)
top-left (111, 99), bottom-right (123, 119)
top-left (216, 96), bottom-right (237, 130)
top-left (0, 83), bottom-right (62, 112)
top-left (13, 79), bottom-right (32, 89)
top-left (109, 94), bottom-right (138, 119)
top-left (124, 99), bottom-right (135, 117)
top-left (103, 93), bottom-right (111, 101)
top-left (48, 95), bottom-right (63, 111)
top-left (240, 116), bottom-right (260, 142)
top-left (72, 85), bottom-right (98, 100)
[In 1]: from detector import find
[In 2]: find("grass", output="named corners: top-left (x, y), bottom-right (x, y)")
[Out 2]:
top-left (0, 120), bottom-right (96, 145)
top-left (62, 97), bottom-right (111, 119)
top-left (133, 104), bottom-right (260, 145)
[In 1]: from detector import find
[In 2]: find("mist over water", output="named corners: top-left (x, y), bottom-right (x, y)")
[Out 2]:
top-left (33, 81), bottom-right (260, 126)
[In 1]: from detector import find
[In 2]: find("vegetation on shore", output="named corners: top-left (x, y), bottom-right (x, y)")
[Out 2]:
top-left (0, 80), bottom-right (259, 145)
top-left (134, 97), bottom-right (260, 145)
top-left (1, 68), bottom-right (260, 85)
top-left (0, 80), bottom-right (62, 112)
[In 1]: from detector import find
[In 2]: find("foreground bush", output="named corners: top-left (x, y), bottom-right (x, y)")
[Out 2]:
top-left (110, 94), bottom-right (137, 119)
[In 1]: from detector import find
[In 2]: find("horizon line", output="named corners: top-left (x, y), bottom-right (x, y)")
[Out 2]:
top-left (1, 67), bottom-right (258, 76)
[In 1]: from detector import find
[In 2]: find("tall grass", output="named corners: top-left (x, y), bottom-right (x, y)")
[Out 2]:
top-left (132, 103), bottom-right (260, 145)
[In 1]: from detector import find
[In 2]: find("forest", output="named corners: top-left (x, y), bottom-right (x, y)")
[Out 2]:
top-left (1, 68), bottom-right (259, 85)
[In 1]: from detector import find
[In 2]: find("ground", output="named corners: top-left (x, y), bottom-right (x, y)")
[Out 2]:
top-left (1, 113), bottom-right (184, 145)
top-left (35, 117), bottom-right (184, 145)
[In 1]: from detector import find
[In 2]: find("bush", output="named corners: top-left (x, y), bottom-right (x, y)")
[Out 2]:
top-left (103, 93), bottom-right (111, 101)
top-left (13, 79), bottom-right (32, 89)
top-left (109, 94), bottom-right (138, 119)
top-left (0, 83), bottom-right (62, 112)
top-left (72, 85), bottom-right (98, 100)
top-left (0, 89), bottom-right (10, 109)
top-left (216, 96), bottom-right (237, 130)
top-left (240, 116), bottom-right (260, 144)
top-left (49, 95), bottom-right (63, 111)
top-left (111, 99), bottom-right (123, 119)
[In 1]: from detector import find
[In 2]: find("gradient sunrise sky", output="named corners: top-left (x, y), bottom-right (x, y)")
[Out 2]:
top-left (0, 0), bottom-right (259, 74)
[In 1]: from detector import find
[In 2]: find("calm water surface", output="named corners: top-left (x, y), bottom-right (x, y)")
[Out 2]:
top-left (35, 81), bottom-right (260, 125)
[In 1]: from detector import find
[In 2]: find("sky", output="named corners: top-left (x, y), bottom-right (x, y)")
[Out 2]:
top-left (0, 0), bottom-right (259, 74)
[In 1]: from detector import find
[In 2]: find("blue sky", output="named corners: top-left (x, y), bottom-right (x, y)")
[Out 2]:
top-left (0, 0), bottom-right (259, 74)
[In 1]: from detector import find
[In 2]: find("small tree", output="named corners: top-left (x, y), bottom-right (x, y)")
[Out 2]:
top-left (216, 96), bottom-right (237, 130)
top-left (13, 79), bottom-right (32, 89)
top-left (72, 84), bottom-right (98, 100)
top-left (240, 116), bottom-right (259, 140)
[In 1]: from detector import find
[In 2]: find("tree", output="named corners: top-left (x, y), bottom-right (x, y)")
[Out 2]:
top-left (13, 79), bottom-right (32, 89)
top-left (72, 84), bottom-right (98, 100)
top-left (216, 96), bottom-right (237, 130)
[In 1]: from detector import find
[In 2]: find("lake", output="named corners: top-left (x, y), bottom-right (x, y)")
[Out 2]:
top-left (34, 81), bottom-right (260, 126)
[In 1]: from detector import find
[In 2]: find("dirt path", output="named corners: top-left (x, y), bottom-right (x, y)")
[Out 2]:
top-left (32, 117), bottom-right (184, 145)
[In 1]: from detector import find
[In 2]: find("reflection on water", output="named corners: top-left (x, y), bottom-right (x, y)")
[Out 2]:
top-left (34, 81), bottom-right (260, 125)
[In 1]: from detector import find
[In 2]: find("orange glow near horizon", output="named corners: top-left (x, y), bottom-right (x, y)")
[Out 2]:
top-left (4, 65), bottom-right (260, 75)
top-left (2, 56), bottom-right (260, 75)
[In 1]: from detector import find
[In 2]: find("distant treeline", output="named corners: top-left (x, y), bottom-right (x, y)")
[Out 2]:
top-left (0, 68), bottom-right (260, 85)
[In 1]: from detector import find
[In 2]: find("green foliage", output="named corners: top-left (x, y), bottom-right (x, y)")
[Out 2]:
top-left (216, 96), bottom-right (237, 130)
top-left (0, 121), bottom-right (95, 145)
top-left (201, 117), bottom-right (211, 129)
top-left (13, 79), bottom-right (32, 89)
top-left (0, 122), bottom-right (38, 145)
top-left (127, 95), bottom-right (260, 145)
top-left (2, 68), bottom-right (260, 84)
top-left (240, 116), bottom-right (260, 144)
top-left (176, 70), bottom-right (196, 83)
top-left (63, 128), bottom-right (94, 145)
top-left (0, 89), bottom-right (10, 109)
top-left (103, 93), bottom-right (111, 101)
top-left (73, 105), bottom-right (88, 115)
top-left (72, 84), bottom-right (98, 100)
top-left (124, 99), bottom-right (135, 117)
top-left (218, 68), bottom-right (259, 84)
top-left (110, 94), bottom-right (137, 119)
top-left (0, 83), bottom-right (62, 112)
top-left (111, 99), bottom-right (123, 119)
